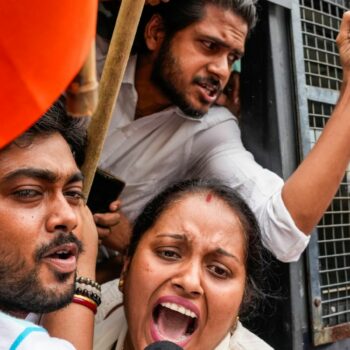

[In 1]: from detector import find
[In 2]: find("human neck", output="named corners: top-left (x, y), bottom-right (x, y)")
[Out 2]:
top-left (123, 332), bottom-right (134, 350)
top-left (134, 55), bottom-right (172, 119)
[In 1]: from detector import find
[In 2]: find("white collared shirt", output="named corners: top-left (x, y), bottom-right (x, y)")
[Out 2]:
top-left (96, 42), bottom-right (309, 262)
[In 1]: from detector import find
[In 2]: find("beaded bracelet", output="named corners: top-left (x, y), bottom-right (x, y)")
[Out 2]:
top-left (76, 276), bottom-right (101, 291)
top-left (72, 294), bottom-right (97, 314)
top-left (75, 276), bottom-right (102, 306)
top-left (75, 286), bottom-right (101, 306)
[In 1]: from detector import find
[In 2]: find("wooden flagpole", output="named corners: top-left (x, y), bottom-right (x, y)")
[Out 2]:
top-left (82, 0), bottom-right (145, 196)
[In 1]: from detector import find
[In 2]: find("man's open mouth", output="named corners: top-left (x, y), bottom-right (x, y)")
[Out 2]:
top-left (197, 81), bottom-right (220, 99)
top-left (151, 300), bottom-right (199, 346)
top-left (41, 243), bottom-right (78, 274)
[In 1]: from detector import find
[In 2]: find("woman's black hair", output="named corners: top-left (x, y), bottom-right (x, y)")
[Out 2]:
top-left (128, 178), bottom-right (270, 320)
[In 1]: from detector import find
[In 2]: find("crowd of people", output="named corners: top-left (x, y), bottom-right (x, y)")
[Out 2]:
top-left (1, 0), bottom-right (350, 349)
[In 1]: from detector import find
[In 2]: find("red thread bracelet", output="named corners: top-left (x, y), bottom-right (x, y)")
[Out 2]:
top-left (72, 294), bottom-right (97, 314)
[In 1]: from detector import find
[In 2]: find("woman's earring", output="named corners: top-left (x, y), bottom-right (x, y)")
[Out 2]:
top-left (118, 276), bottom-right (125, 293)
top-left (230, 316), bottom-right (240, 334)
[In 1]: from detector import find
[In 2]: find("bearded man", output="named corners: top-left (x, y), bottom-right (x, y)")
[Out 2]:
top-left (96, 0), bottom-right (350, 265)
top-left (0, 102), bottom-right (98, 349)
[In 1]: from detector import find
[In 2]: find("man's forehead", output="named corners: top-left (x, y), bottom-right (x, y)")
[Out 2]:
top-left (203, 5), bottom-right (248, 29)
top-left (0, 133), bottom-right (80, 182)
top-left (186, 7), bottom-right (247, 52)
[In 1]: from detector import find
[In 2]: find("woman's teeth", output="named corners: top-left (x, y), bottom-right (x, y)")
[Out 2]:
top-left (160, 302), bottom-right (197, 319)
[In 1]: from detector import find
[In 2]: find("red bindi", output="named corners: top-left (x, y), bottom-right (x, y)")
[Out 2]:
top-left (206, 193), bottom-right (212, 203)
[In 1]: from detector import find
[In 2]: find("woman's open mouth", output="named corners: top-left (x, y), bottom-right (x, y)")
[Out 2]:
top-left (150, 297), bottom-right (199, 347)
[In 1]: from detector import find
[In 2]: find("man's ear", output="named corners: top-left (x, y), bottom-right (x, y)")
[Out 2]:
top-left (144, 14), bottom-right (166, 51)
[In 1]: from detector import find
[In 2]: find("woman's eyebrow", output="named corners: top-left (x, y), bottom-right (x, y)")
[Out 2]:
top-left (215, 247), bottom-right (241, 264)
top-left (155, 233), bottom-right (187, 241)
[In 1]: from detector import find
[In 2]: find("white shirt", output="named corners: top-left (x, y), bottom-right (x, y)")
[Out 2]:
top-left (97, 46), bottom-right (310, 262)
top-left (0, 311), bottom-right (75, 350)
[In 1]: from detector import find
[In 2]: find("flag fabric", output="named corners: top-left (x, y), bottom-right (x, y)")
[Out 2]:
top-left (0, 0), bottom-right (97, 147)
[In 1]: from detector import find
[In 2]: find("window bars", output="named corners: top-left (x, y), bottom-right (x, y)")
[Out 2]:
top-left (297, 0), bottom-right (350, 345)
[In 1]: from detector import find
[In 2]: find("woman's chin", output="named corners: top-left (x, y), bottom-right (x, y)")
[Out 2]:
top-left (150, 315), bottom-right (194, 348)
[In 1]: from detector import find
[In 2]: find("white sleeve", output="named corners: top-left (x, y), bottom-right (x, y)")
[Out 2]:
top-left (190, 117), bottom-right (310, 262)
top-left (0, 312), bottom-right (76, 350)
top-left (17, 331), bottom-right (76, 350)
top-left (229, 321), bottom-right (274, 350)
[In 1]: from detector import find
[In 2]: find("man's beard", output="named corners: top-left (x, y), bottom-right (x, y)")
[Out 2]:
top-left (151, 37), bottom-right (220, 119)
top-left (0, 232), bottom-right (83, 314)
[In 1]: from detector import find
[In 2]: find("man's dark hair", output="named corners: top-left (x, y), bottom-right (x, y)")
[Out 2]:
top-left (7, 99), bottom-right (87, 167)
top-left (128, 178), bottom-right (270, 320)
top-left (133, 0), bottom-right (257, 54)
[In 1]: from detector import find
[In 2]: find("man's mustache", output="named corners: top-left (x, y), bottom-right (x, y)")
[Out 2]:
top-left (35, 232), bottom-right (83, 261)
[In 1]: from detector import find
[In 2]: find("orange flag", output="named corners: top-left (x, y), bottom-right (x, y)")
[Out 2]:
top-left (0, 1), bottom-right (97, 147)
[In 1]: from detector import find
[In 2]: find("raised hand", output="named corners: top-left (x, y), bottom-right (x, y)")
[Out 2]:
top-left (94, 200), bottom-right (131, 253)
top-left (337, 11), bottom-right (350, 81)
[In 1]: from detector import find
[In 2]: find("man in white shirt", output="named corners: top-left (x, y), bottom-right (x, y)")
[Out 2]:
top-left (96, 0), bottom-right (350, 263)
top-left (0, 102), bottom-right (97, 349)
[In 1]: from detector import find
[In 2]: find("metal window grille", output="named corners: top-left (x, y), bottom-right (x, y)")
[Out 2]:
top-left (293, 0), bottom-right (350, 345)
top-left (309, 100), bottom-right (350, 328)
top-left (300, 0), bottom-right (346, 90)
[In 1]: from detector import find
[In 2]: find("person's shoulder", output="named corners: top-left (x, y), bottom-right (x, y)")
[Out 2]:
top-left (0, 312), bottom-right (75, 350)
top-left (201, 106), bottom-right (238, 127)
top-left (0, 311), bottom-right (42, 334)
top-left (96, 278), bottom-right (124, 323)
top-left (229, 322), bottom-right (274, 350)
top-left (18, 332), bottom-right (76, 350)
top-left (94, 279), bottom-right (127, 350)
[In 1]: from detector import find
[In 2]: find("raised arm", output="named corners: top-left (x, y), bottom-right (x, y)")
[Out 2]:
top-left (282, 11), bottom-right (350, 234)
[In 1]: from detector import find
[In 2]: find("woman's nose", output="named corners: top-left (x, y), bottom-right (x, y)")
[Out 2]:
top-left (171, 261), bottom-right (204, 297)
